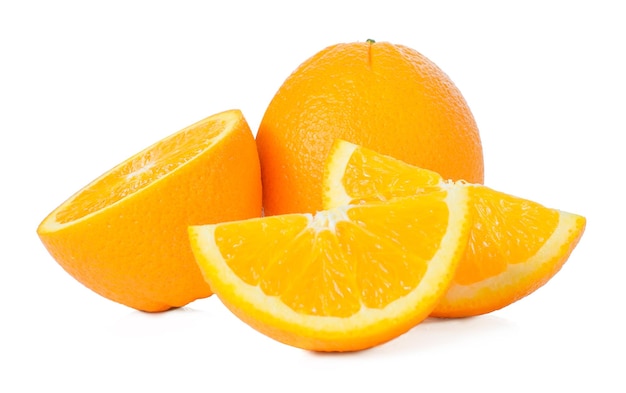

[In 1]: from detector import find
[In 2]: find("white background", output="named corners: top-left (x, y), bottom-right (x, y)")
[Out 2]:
top-left (2, 1), bottom-right (624, 391)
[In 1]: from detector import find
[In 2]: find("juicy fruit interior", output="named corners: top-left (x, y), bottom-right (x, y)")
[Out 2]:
top-left (328, 140), bottom-right (565, 286)
top-left (54, 117), bottom-right (232, 225)
top-left (339, 142), bottom-right (444, 203)
top-left (458, 185), bottom-right (560, 285)
top-left (213, 191), bottom-right (452, 318)
top-left (324, 140), bottom-right (587, 319)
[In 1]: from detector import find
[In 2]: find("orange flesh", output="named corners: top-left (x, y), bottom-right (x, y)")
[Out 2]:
top-left (189, 184), bottom-right (472, 351)
top-left (56, 119), bottom-right (227, 224)
top-left (342, 145), bottom-right (443, 202)
top-left (336, 144), bottom-right (562, 287)
top-left (322, 140), bottom-right (586, 318)
top-left (458, 186), bottom-right (559, 285)
top-left (213, 192), bottom-right (451, 318)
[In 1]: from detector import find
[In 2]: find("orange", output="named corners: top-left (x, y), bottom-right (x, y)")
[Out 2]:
top-left (256, 39), bottom-right (483, 215)
top-left (37, 109), bottom-right (262, 312)
top-left (188, 186), bottom-right (472, 351)
top-left (323, 139), bottom-right (586, 318)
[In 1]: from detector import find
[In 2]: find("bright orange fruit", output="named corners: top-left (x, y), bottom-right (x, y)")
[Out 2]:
top-left (323, 139), bottom-right (586, 318)
top-left (256, 39), bottom-right (483, 215)
top-left (188, 187), bottom-right (472, 351)
top-left (37, 109), bottom-right (262, 312)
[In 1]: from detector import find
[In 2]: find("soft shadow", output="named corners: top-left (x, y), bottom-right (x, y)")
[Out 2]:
top-left (109, 306), bottom-right (211, 338)
top-left (306, 346), bottom-right (377, 358)
top-left (304, 314), bottom-right (519, 357)
top-left (374, 314), bottom-right (520, 354)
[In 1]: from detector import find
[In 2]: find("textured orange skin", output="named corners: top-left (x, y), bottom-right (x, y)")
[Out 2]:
top-left (257, 41), bottom-right (484, 215)
top-left (37, 110), bottom-right (262, 312)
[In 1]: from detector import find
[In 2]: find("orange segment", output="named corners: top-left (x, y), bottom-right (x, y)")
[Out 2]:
top-left (457, 186), bottom-right (560, 285)
top-left (37, 109), bottom-right (262, 312)
top-left (188, 187), bottom-right (472, 352)
top-left (323, 139), bottom-right (586, 318)
top-left (324, 139), bottom-right (444, 206)
top-left (439, 205), bottom-right (585, 316)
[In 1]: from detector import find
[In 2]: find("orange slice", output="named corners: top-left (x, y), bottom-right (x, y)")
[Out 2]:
top-left (188, 187), bottom-right (472, 351)
top-left (323, 139), bottom-right (586, 318)
top-left (37, 109), bottom-right (262, 312)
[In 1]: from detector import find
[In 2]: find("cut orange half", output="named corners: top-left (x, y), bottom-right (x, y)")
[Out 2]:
top-left (323, 139), bottom-right (586, 318)
top-left (188, 187), bottom-right (472, 351)
top-left (37, 109), bottom-right (262, 312)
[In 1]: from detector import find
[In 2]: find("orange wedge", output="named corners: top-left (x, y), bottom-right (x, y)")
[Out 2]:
top-left (37, 109), bottom-right (262, 312)
top-left (323, 139), bottom-right (586, 318)
top-left (188, 187), bottom-right (472, 351)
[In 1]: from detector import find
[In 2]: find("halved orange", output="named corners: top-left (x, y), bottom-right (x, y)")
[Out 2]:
top-left (37, 109), bottom-right (262, 312)
top-left (323, 139), bottom-right (586, 318)
top-left (188, 187), bottom-right (472, 351)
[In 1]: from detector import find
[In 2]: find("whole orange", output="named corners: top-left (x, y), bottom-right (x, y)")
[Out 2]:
top-left (256, 39), bottom-right (484, 215)
top-left (37, 109), bottom-right (262, 312)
